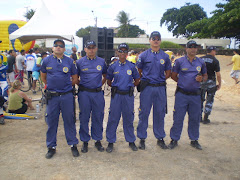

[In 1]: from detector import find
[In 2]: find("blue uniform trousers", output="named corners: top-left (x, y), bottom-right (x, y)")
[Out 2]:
top-left (78, 91), bottom-right (105, 142)
top-left (46, 93), bottom-right (78, 148)
top-left (137, 86), bottom-right (166, 140)
top-left (106, 94), bottom-right (136, 143)
top-left (170, 92), bottom-right (201, 141)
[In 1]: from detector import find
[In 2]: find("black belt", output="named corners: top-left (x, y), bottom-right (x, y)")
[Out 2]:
top-left (49, 90), bottom-right (73, 96)
top-left (148, 82), bottom-right (166, 87)
top-left (78, 86), bottom-right (102, 93)
top-left (116, 90), bottom-right (129, 95)
top-left (176, 87), bottom-right (200, 96)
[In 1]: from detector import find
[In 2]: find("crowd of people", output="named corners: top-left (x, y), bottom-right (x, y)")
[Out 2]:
top-left (0, 32), bottom-right (240, 159)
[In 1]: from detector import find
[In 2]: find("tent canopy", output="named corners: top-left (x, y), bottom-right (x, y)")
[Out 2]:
top-left (9, 0), bottom-right (73, 44)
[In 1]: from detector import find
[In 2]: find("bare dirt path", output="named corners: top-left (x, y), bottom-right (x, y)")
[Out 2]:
top-left (0, 55), bottom-right (239, 180)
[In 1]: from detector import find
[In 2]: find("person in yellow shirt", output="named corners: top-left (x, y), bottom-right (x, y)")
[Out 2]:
top-left (227, 50), bottom-right (240, 84)
top-left (127, 50), bottom-right (137, 64)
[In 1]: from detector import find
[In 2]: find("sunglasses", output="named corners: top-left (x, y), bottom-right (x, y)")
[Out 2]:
top-left (188, 45), bottom-right (197, 48)
top-left (54, 44), bottom-right (65, 48)
top-left (118, 50), bottom-right (128, 53)
top-left (87, 46), bottom-right (96, 49)
top-left (152, 37), bottom-right (160, 41)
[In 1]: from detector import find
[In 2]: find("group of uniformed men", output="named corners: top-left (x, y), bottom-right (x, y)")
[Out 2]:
top-left (41, 31), bottom-right (222, 159)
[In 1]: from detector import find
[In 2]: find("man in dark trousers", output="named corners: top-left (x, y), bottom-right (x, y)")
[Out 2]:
top-left (41, 39), bottom-right (79, 159)
top-left (169, 40), bottom-right (207, 150)
top-left (200, 46), bottom-right (221, 124)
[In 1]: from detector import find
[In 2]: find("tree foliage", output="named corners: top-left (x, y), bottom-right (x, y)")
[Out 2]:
top-left (24, 9), bottom-right (35, 21)
top-left (186, 0), bottom-right (240, 40)
top-left (76, 26), bottom-right (93, 37)
top-left (160, 3), bottom-right (207, 37)
top-left (115, 11), bottom-right (145, 37)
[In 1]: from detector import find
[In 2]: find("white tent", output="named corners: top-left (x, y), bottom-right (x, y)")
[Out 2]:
top-left (9, 0), bottom-right (73, 44)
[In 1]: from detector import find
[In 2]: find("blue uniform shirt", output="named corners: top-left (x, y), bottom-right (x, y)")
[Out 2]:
top-left (172, 56), bottom-right (207, 92)
top-left (41, 55), bottom-right (77, 92)
top-left (76, 56), bottom-right (107, 89)
top-left (0, 65), bottom-right (8, 81)
top-left (136, 49), bottom-right (171, 84)
top-left (107, 60), bottom-right (140, 91)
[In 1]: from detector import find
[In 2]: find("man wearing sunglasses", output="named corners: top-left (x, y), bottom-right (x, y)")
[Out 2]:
top-left (41, 39), bottom-right (79, 159)
top-left (136, 31), bottom-right (171, 150)
top-left (169, 40), bottom-right (207, 150)
top-left (76, 40), bottom-right (107, 153)
top-left (105, 43), bottom-right (140, 153)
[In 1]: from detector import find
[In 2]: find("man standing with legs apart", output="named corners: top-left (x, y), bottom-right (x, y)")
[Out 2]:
top-left (76, 40), bottom-right (107, 153)
top-left (136, 31), bottom-right (171, 150)
top-left (41, 39), bottom-right (79, 159)
top-left (169, 40), bottom-right (207, 150)
top-left (200, 46), bottom-right (221, 124)
top-left (106, 43), bottom-right (140, 153)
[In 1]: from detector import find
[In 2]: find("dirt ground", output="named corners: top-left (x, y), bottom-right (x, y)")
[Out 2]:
top-left (0, 55), bottom-right (240, 180)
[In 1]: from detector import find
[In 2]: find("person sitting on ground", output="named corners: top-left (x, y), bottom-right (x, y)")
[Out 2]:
top-left (7, 80), bottom-right (34, 114)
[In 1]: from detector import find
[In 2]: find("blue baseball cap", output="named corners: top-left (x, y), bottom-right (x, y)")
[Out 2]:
top-left (85, 40), bottom-right (96, 48)
top-left (53, 39), bottom-right (65, 47)
top-left (118, 43), bottom-right (129, 50)
top-left (149, 31), bottom-right (161, 40)
top-left (186, 40), bottom-right (198, 48)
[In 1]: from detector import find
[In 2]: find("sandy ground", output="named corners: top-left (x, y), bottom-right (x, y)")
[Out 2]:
top-left (0, 55), bottom-right (240, 180)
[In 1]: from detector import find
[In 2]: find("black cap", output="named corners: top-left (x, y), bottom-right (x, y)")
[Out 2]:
top-left (53, 39), bottom-right (65, 47)
top-left (186, 40), bottom-right (198, 48)
top-left (118, 43), bottom-right (129, 50)
top-left (85, 40), bottom-right (96, 48)
top-left (149, 31), bottom-right (161, 39)
top-left (41, 52), bottom-right (48, 57)
top-left (207, 46), bottom-right (217, 51)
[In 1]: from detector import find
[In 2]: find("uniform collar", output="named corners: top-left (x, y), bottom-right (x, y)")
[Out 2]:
top-left (118, 60), bottom-right (126, 65)
top-left (186, 55), bottom-right (197, 61)
top-left (53, 54), bottom-right (64, 59)
top-left (151, 49), bottom-right (160, 54)
top-left (87, 56), bottom-right (96, 60)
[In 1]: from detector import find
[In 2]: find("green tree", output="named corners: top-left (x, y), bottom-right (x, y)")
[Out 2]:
top-left (160, 3), bottom-right (207, 37)
top-left (24, 9), bottom-right (35, 21)
top-left (186, 0), bottom-right (240, 41)
top-left (116, 11), bottom-right (145, 37)
top-left (76, 26), bottom-right (93, 37)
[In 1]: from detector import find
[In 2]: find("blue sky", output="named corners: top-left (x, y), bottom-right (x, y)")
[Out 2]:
top-left (0, 0), bottom-right (226, 38)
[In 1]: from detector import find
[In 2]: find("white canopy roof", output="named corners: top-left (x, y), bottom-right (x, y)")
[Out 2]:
top-left (9, 0), bottom-right (73, 44)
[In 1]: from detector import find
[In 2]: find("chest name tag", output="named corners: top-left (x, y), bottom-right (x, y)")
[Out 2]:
top-left (82, 68), bottom-right (88, 71)
top-left (182, 68), bottom-right (188, 71)
top-left (113, 71), bottom-right (119, 74)
top-left (63, 67), bottom-right (69, 73)
top-left (46, 67), bottom-right (52, 70)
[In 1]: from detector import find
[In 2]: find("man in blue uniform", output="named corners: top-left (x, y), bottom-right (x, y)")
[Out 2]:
top-left (200, 46), bottom-right (221, 124)
top-left (136, 31), bottom-right (171, 150)
top-left (106, 43), bottom-right (140, 153)
top-left (76, 40), bottom-right (107, 153)
top-left (0, 40), bottom-right (8, 125)
top-left (169, 40), bottom-right (207, 150)
top-left (41, 39), bottom-right (79, 159)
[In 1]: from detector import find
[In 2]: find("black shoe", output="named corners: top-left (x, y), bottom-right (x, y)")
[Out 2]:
top-left (81, 142), bottom-right (88, 153)
top-left (95, 141), bottom-right (104, 152)
top-left (203, 119), bottom-right (210, 124)
top-left (168, 140), bottom-right (178, 149)
top-left (203, 114), bottom-right (210, 124)
top-left (139, 139), bottom-right (145, 150)
top-left (190, 140), bottom-right (202, 150)
top-left (45, 147), bottom-right (56, 159)
top-left (71, 145), bottom-right (80, 157)
top-left (106, 143), bottom-right (113, 153)
top-left (157, 139), bottom-right (168, 149)
top-left (129, 142), bottom-right (138, 151)
top-left (0, 116), bottom-right (5, 125)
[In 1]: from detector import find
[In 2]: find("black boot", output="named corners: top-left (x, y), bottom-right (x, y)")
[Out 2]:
top-left (106, 143), bottom-right (113, 153)
top-left (203, 114), bottom-right (210, 124)
top-left (139, 139), bottom-right (145, 150)
top-left (95, 141), bottom-right (104, 152)
top-left (81, 142), bottom-right (88, 153)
